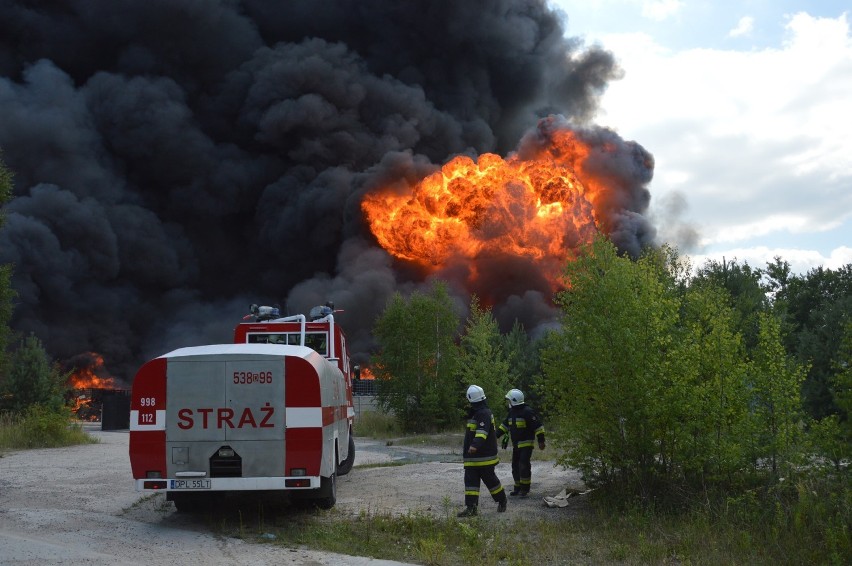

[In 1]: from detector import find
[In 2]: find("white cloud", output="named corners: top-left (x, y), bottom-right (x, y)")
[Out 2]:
top-left (728, 16), bottom-right (754, 38)
top-left (596, 12), bottom-right (852, 256)
top-left (640, 0), bottom-right (684, 21)
top-left (700, 215), bottom-right (811, 247)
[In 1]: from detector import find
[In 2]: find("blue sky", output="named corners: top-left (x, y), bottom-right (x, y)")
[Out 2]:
top-left (551, 0), bottom-right (852, 274)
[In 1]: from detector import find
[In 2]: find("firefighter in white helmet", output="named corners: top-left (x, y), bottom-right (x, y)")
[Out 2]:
top-left (458, 384), bottom-right (507, 517)
top-left (496, 388), bottom-right (546, 497)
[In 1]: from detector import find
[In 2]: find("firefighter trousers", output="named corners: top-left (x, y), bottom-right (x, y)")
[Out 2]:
top-left (511, 446), bottom-right (534, 493)
top-left (463, 464), bottom-right (505, 508)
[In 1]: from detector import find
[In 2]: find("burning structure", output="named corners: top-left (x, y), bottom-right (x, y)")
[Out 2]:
top-left (0, 1), bottom-right (655, 381)
top-left (65, 352), bottom-right (129, 425)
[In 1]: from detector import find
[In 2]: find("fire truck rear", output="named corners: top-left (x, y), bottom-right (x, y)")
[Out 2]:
top-left (129, 304), bottom-right (356, 511)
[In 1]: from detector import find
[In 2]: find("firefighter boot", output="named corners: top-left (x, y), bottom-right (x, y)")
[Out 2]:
top-left (497, 491), bottom-right (507, 513)
top-left (457, 506), bottom-right (478, 517)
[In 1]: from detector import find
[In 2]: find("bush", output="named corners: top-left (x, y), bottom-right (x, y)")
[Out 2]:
top-left (0, 333), bottom-right (68, 413)
top-left (0, 405), bottom-right (97, 450)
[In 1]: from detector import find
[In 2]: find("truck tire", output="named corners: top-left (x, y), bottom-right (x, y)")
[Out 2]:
top-left (337, 434), bottom-right (355, 476)
top-left (315, 472), bottom-right (336, 510)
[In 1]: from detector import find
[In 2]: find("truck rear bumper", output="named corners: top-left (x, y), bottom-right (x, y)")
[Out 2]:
top-left (135, 476), bottom-right (321, 492)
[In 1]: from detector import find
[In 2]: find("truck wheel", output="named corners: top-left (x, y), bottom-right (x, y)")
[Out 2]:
top-left (338, 434), bottom-right (355, 476)
top-left (315, 472), bottom-right (337, 510)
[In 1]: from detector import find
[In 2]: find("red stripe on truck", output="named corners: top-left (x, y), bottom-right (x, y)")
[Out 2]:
top-left (285, 427), bottom-right (322, 476)
top-left (285, 356), bottom-right (320, 407)
top-left (129, 357), bottom-right (167, 478)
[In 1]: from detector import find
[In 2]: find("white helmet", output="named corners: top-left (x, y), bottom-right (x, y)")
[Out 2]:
top-left (505, 388), bottom-right (525, 407)
top-left (466, 384), bottom-right (486, 403)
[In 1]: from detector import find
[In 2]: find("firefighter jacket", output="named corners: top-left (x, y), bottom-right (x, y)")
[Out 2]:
top-left (497, 404), bottom-right (545, 449)
top-left (463, 401), bottom-right (500, 467)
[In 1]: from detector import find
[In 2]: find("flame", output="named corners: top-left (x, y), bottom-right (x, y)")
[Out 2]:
top-left (68, 352), bottom-right (118, 390)
top-left (70, 394), bottom-right (100, 421)
top-left (362, 120), bottom-right (609, 296)
top-left (359, 367), bottom-right (376, 380)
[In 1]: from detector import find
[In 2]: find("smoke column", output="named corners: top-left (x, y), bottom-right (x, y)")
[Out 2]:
top-left (0, 0), bottom-right (655, 380)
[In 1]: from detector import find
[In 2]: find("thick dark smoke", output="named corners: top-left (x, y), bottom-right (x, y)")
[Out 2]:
top-left (0, 0), bottom-right (654, 382)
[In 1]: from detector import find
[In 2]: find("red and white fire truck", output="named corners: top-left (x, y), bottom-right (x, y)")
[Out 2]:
top-left (129, 304), bottom-right (356, 511)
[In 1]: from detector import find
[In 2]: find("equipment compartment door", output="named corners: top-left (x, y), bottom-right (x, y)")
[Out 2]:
top-left (224, 358), bottom-right (285, 442)
top-left (165, 356), bottom-right (285, 443)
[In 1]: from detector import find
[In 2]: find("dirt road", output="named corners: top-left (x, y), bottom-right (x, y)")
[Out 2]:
top-left (0, 425), bottom-right (583, 565)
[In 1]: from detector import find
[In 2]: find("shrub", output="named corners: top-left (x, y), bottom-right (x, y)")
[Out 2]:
top-left (0, 405), bottom-right (97, 450)
top-left (1, 333), bottom-right (68, 413)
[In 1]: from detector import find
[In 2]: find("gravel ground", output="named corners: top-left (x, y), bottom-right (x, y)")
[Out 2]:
top-left (0, 424), bottom-right (585, 565)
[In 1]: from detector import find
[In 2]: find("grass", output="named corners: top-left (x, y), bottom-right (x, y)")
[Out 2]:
top-left (200, 504), bottom-right (849, 566)
top-left (355, 410), bottom-right (403, 438)
top-left (0, 406), bottom-right (99, 452)
top-left (198, 493), bottom-right (848, 566)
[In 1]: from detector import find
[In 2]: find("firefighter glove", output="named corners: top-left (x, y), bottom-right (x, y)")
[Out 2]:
top-left (501, 436), bottom-right (509, 450)
top-left (539, 440), bottom-right (546, 450)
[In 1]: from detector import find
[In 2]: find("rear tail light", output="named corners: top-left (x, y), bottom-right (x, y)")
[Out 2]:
top-left (143, 480), bottom-right (167, 490)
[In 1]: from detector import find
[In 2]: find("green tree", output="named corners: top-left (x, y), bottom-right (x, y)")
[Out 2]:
top-left (541, 236), bottom-right (788, 502)
top-left (691, 257), bottom-right (768, 350)
top-left (500, 320), bottom-right (542, 407)
top-left (778, 264), bottom-right (852, 419)
top-left (674, 283), bottom-right (751, 485)
top-left (542, 237), bottom-right (683, 497)
top-left (0, 333), bottom-right (68, 413)
top-left (371, 281), bottom-right (461, 432)
top-left (804, 320), bottom-right (851, 471)
top-left (833, 321), bottom-right (852, 438)
top-left (458, 295), bottom-right (511, 422)
top-left (746, 313), bottom-right (807, 477)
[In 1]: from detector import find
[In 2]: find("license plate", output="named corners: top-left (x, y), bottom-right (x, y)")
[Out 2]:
top-left (170, 479), bottom-right (211, 490)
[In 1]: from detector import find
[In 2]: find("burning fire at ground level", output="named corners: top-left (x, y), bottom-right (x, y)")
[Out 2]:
top-left (65, 352), bottom-right (130, 426)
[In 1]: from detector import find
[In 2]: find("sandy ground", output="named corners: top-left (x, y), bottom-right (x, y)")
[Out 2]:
top-left (0, 424), bottom-right (585, 565)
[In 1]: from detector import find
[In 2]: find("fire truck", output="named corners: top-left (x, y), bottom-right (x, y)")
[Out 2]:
top-left (129, 304), bottom-right (356, 511)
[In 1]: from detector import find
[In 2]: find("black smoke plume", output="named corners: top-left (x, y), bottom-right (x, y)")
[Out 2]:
top-left (0, 0), bottom-right (654, 381)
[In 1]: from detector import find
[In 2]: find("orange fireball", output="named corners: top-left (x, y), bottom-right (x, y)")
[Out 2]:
top-left (361, 124), bottom-right (607, 294)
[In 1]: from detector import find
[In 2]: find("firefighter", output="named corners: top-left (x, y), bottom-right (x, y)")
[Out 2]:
top-left (496, 388), bottom-right (545, 497)
top-left (459, 384), bottom-right (507, 517)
